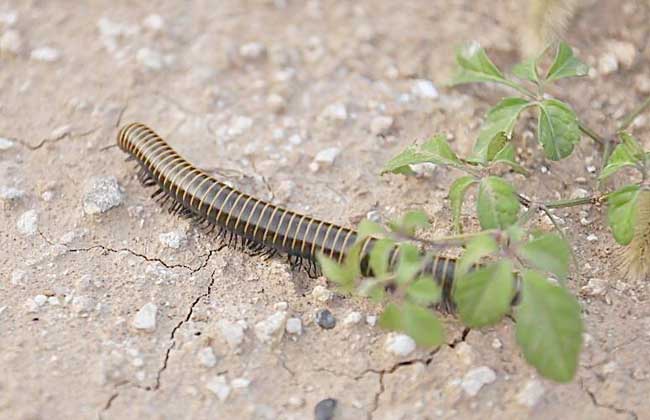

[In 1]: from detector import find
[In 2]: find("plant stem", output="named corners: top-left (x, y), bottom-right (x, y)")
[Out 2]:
top-left (579, 123), bottom-right (605, 146)
top-left (395, 229), bottom-right (499, 249)
top-left (619, 96), bottom-right (650, 132)
top-left (518, 194), bottom-right (603, 209)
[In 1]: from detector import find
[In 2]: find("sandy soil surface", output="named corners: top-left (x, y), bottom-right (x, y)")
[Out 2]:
top-left (1, 1), bottom-right (649, 419)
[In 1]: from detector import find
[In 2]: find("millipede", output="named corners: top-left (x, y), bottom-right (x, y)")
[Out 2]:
top-left (117, 123), bottom-right (459, 302)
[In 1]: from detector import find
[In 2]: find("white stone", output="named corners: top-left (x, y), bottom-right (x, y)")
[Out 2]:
top-left (16, 210), bottom-right (38, 236)
top-left (267, 93), bottom-right (286, 113)
top-left (254, 311), bottom-right (287, 343)
top-left (11, 269), bottom-right (26, 285)
top-left (240, 42), bottom-right (266, 59)
top-left (227, 116), bottom-right (253, 137)
top-left (311, 285), bottom-right (332, 302)
top-left (0, 186), bottom-right (24, 200)
top-left (231, 378), bottom-right (251, 389)
top-left (314, 147), bottom-right (340, 165)
top-left (320, 103), bottom-right (348, 121)
top-left (274, 301), bottom-right (288, 311)
top-left (370, 115), bottom-right (394, 136)
top-left (83, 176), bottom-right (124, 215)
top-left (491, 338), bottom-right (502, 349)
top-left (197, 347), bottom-right (218, 368)
top-left (411, 162), bottom-right (437, 177)
top-left (48, 296), bottom-right (60, 305)
top-left (288, 134), bottom-right (302, 145)
top-left (598, 53), bottom-right (619, 75)
top-left (461, 366), bottom-right (497, 397)
top-left (136, 47), bottom-right (164, 70)
top-left (206, 375), bottom-right (231, 401)
top-left (384, 333), bottom-right (416, 357)
top-left (72, 296), bottom-right (95, 315)
top-left (285, 317), bottom-right (302, 335)
top-left (158, 230), bottom-right (187, 249)
top-left (24, 298), bottom-right (39, 313)
top-left (132, 303), bottom-right (157, 332)
top-left (0, 30), bottom-right (21, 55)
top-left (586, 234), bottom-right (598, 242)
top-left (411, 79), bottom-right (439, 99)
top-left (581, 278), bottom-right (607, 297)
top-left (217, 319), bottom-right (245, 349)
top-left (288, 396), bottom-right (305, 408)
top-left (0, 11), bottom-right (17, 26)
top-left (343, 311), bottom-right (362, 326)
top-left (33, 295), bottom-right (47, 306)
top-left (516, 379), bottom-right (545, 407)
top-left (366, 315), bottom-right (377, 326)
top-left (0, 137), bottom-right (15, 150)
top-left (606, 40), bottom-right (637, 68)
top-left (30, 47), bottom-right (60, 62)
top-left (143, 14), bottom-right (164, 31)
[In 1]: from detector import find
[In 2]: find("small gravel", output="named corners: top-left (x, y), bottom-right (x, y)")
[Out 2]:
top-left (231, 378), bottom-right (251, 389)
top-left (132, 302), bottom-right (158, 332)
top-left (285, 317), bottom-right (303, 335)
top-left (311, 285), bottom-right (333, 302)
top-left (16, 210), bottom-right (38, 236)
top-left (320, 103), bottom-right (347, 121)
top-left (83, 176), bottom-right (124, 215)
top-left (240, 42), bottom-right (266, 60)
top-left (366, 315), bottom-right (377, 326)
top-left (0, 137), bottom-right (15, 150)
top-left (384, 333), bottom-right (416, 357)
top-left (461, 366), bottom-right (497, 397)
top-left (136, 47), bottom-right (164, 70)
top-left (11, 269), bottom-right (26, 285)
top-left (255, 311), bottom-right (287, 343)
top-left (0, 29), bottom-right (21, 55)
top-left (516, 379), bottom-right (545, 407)
top-left (206, 375), bottom-right (231, 401)
top-left (411, 79), bottom-right (439, 99)
top-left (158, 230), bottom-right (187, 249)
top-left (143, 14), bottom-right (164, 32)
top-left (72, 296), bottom-right (95, 315)
top-left (197, 347), bottom-right (218, 368)
top-left (314, 147), bottom-right (340, 165)
top-left (314, 398), bottom-right (337, 420)
top-left (315, 309), bottom-right (336, 329)
top-left (581, 278), bottom-right (607, 297)
top-left (33, 295), bottom-right (47, 306)
top-left (217, 319), bottom-right (245, 349)
top-left (30, 46), bottom-right (60, 62)
top-left (342, 311), bottom-right (362, 326)
top-left (370, 115), bottom-right (394, 136)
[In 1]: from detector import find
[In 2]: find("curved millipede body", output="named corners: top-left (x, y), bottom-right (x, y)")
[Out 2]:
top-left (117, 123), bottom-right (458, 299)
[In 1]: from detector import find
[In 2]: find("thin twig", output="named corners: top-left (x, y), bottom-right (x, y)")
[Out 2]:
top-left (618, 96), bottom-right (650, 132)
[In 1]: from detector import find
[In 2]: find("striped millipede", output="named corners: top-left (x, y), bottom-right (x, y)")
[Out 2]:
top-left (117, 123), bottom-right (458, 302)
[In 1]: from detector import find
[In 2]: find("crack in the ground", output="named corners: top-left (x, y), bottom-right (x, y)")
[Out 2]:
top-left (150, 270), bottom-right (217, 391)
top-left (16, 127), bottom-right (98, 150)
top-left (580, 380), bottom-right (638, 420)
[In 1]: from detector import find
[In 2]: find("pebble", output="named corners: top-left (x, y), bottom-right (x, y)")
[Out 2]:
top-left (384, 333), bottom-right (416, 357)
top-left (136, 47), bottom-right (164, 70)
top-left (320, 103), bottom-right (348, 121)
top-left (311, 285), bottom-right (333, 302)
top-left (217, 319), bottom-right (245, 349)
top-left (606, 40), bottom-right (637, 68)
top-left (132, 302), bottom-right (158, 332)
top-left (314, 398), bottom-right (337, 420)
top-left (370, 115), bottom-right (394, 136)
top-left (0, 186), bottom-right (25, 201)
top-left (143, 14), bottom-right (164, 32)
top-left (287, 396), bottom-right (305, 408)
top-left (598, 53), bottom-right (618, 75)
top-left (72, 296), bottom-right (95, 315)
top-left (240, 42), bottom-right (266, 60)
top-left (581, 278), bottom-right (607, 297)
top-left (636, 74), bottom-right (650, 94)
top-left (0, 137), bottom-right (15, 150)
top-left (366, 315), bottom-right (377, 326)
top-left (24, 298), bottom-right (39, 313)
top-left (274, 301), bottom-right (288, 311)
top-left (30, 46), bottom-right (60, 62)
top-left (206, 375), bottom-right (231, 401)
top-left (158, 230), bottom-right (187, 249)
top-left (315, 309), bottom-right (336, 329)
top-left (342, 311), bottom-right (362, 326)
top-left (231, 378), bottom-right (251, 389)
top-left (571, 188), bottom-right (589, 199)
top-left (48, 296), bottom-right (60, 306)
top-left (197, 347), bottom-right (218, 368)
top-left (586, 234), bottom-right (598, 242)
top-left (516, 379), bottom-right (545, 407)
top-left (227, 116), bottom-right (253, 137)
top-left (11, 269), bottom-right (26, 285)
top-left (0, 29), bottom-right (21, 55)
top-left (491, 338), bottom-right (502, 350)
top-left (411, 162), bottom-right (437, 177)
top-left (254, 311), bottom-right (287, 343)
top-left (16, 209), bottom-right (38, 236)
top-left (33, 295), bottom-right (47, 306)
top-left (314, 147), bottom-right (340, 165)
top-left (411, 79), bottom-right (439, 99)
top-left (83, 176), bottom-right (124, 215)
top-left (285, 317), bottom-right (303, 335)
top-left (267, 93), bottom-right (287, 113)
top-left (461, 366), bottom-right (496, 397)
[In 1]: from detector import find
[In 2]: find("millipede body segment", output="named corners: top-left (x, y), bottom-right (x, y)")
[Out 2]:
top-left (117, 123), bottom-right (457, 297)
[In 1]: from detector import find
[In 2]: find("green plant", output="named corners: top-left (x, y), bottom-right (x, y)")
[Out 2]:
top-left (319, 42), bottom-right (650, 383)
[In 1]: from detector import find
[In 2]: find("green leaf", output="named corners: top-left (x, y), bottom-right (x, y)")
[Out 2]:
top-left (474, 98), bottom-right (531, 162)
top-left (318, 253), bottom-right (355, 294)
top-left (457, 234), bottom-right (499, 276)
top-left (392, 210), bottom-right (431, 236)
top-left (518, 233), bottom-right (571, 280)
top-left (407, 276), bottom-right (442, 305)
top-left (476, 176), bottom-right (521, 230)
top-left (492, 143), bottom-right (529, 175)
top-left (381, 135), bottom-right (463, 175)
top-left (395, 244), bottom-right (422, 285)
top-left (515, 270), bottom-right (583, 382)
top-left (599, 142), bottom-right (638, 180)
top-left (378, 303), bottom-right (403, 331)
top-left (402, 302), bottom-right (444, 347)
top-left (607, 184), bottom-right (641, 245)
top-left (454, 260), bottom-right (514, 327)
top-left (449, 176), bottom-right (479, 234)
top-left (369, 238), bottom-right (395, 279)
top-left (537, 99), bottom-right (581, 160)
top-left (545, 42), bottom-right (589, 83)
top-left (451, 42), bottom-right (508, 86)
top-left (513, 57), bottom-right (540, 83)
top-left (358, 278), bottom-right (386, 302)
top-left (358, 219), bottom-right (384, 240)
top-left (619, 131), bottom-right (645, 160)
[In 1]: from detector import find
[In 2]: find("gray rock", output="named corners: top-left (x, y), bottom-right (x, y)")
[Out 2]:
top-left (217, 319), bottom-right (245, 349)
top-left (206, 375), bottom-right (230, 401)
top-left (384, 333), bottom-right (416, 356)
top-left (516, 379), bottom-right (545, 407)
top-left (255, 311), bottom-right (287, 343)
top-left (285, 317), bottom-right (302, 335)
top-left (197, 347), bottom-right (218, 368)
top-left (314, 398), bottom-right (337, 420)
top-left (83, 176), bottom-right (124, 215)
top-left (158, 230), bottom-right (187, 249)
top-left (315, 309), bottom-right (336, 329)
top-left (461, 366), bottom-right (496, 396)
top-left (16, 210), bottom-right (38, 236)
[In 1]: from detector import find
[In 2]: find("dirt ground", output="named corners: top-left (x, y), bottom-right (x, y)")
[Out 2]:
top-left (1, 1), bottom-right (649, 419)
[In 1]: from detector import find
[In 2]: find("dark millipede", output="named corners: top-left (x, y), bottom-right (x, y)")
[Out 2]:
top-left (117, 123), bottom-right (458, 302)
